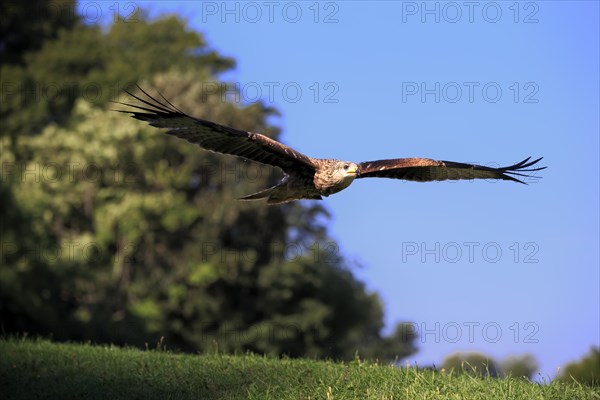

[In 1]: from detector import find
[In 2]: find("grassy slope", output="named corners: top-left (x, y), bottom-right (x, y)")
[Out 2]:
top-left (1, 338), bottom-right (598, 400)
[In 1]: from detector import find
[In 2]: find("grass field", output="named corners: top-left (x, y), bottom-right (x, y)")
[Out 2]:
top-left (1, 338), bottom-right (598, 399)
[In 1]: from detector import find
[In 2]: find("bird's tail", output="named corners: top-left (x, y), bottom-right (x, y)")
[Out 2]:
top-left (239, 184), bottom-right (322, 204)
top-left (238, 185), bottom-right (279, 202)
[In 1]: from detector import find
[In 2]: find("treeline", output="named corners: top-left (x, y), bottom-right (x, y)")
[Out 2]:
top-left (436, 349), bottom-right (598, 385)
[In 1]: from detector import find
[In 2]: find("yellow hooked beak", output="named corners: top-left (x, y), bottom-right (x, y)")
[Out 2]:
top-left (346, 165), bottom-right (358, 175)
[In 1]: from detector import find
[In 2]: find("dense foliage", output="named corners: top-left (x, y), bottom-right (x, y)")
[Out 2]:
top-left (441, 352), bottom-right (539, 380)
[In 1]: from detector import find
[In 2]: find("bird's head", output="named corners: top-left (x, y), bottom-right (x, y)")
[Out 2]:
top-left (331, 160), bottom-right (359, 184)
top-left (314, 159), bottom-right (360, 195)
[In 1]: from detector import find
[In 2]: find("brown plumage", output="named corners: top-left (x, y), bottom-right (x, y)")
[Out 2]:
top-left (115, 87), bottom-right (546, 204)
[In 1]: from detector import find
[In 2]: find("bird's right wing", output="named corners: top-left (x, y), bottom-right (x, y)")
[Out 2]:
top-left (115, 87), bottom-right (316, 175)
top-left (356, 157), bottom-right (546, 184)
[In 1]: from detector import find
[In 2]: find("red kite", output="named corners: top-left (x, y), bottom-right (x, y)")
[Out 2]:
top-left (117, 88), bottom-right (546, 204)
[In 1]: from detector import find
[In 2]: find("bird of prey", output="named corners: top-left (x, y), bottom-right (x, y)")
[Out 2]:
top-left (116, 87), bottom-right (546, 204)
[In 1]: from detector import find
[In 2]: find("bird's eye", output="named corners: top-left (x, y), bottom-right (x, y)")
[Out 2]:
top-left (343, 164), bottom-right (349, 170)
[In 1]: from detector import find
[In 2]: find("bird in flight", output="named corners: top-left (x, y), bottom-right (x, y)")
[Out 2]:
top-left (116, 87), bottom-right (546, 204)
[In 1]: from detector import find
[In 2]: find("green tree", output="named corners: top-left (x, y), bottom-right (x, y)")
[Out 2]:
top-left (441, 352), bottom-right (541, 380)
top-left (556, 347), bottom-right (600, 386)
top-left (500, 354), bottom-right (538, 379)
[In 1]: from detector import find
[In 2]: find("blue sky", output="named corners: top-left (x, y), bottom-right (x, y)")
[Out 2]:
top-left (81, 1), bottom-right (599, 378)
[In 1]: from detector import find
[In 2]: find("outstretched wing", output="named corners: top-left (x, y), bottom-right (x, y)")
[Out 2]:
top-left (356, 157), bottom-right (546, 184)
top-left (115, 87), bottom-right (316, 175)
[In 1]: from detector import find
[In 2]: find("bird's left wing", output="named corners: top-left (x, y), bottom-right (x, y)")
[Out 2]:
top-left (356, 157), bottom-right (546, 184)
top-left (115, 87), bottom-right (316, 175)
